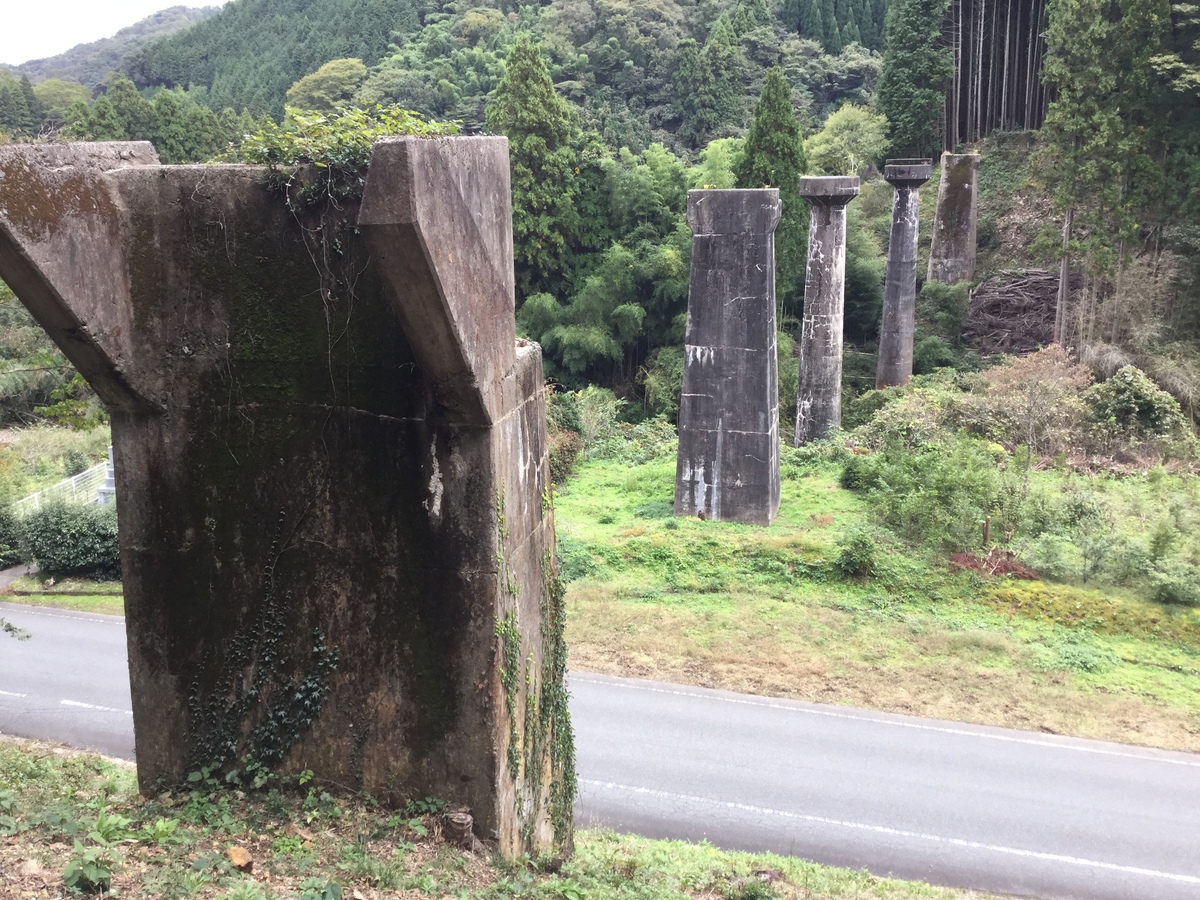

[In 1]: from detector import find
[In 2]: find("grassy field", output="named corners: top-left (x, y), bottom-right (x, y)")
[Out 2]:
top-left (1, 575), bottom-right (123, 615)
top-left (555, 453), bottom-right (1200, 752)
top-left (0, 737), bottom-right (992, 899)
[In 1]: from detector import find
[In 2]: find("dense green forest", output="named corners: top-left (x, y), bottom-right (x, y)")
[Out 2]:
top-left (0, 0), bottom-right (1197, 423)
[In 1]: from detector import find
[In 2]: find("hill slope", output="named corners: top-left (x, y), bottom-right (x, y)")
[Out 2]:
top-left (123, 0), bottom-right (421, 116)
top-left (13, 6), bottom-right (220, 88)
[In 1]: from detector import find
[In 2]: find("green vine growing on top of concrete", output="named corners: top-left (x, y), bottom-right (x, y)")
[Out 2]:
top-left (221, 104), bottom-right (459, 205)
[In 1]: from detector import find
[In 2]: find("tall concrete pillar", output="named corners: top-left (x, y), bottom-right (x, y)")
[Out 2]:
top-left (675, 189), bottom-right (782, 526)
top-left (928, 151), bottom-right (980, 285)
top-left (876, 159), bottom-right (933, 389)
top-left (795, 176), bottom-right (859, 445)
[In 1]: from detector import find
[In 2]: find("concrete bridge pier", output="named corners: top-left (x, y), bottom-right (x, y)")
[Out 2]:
top-left (794, 176), bottom-right (859, 445)
top-left (675, 189), bottom-right (782, 526)
top-left (876, 159), bottom-right (933, 389)
top-left (928, 152), bottom-right (980, 285)
top-left (0, 139), bottom-right (572, 858)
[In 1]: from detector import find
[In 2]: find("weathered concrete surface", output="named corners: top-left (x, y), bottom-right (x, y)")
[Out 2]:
top-left (0, 139), bottom-right (572, 858)
top-left (795, 176), bottom-right (859, 445)
top-left (675, 189), bottom-right (781, 526)
top-left (876, 159), bottom-right (933, 389)
top-left (927, 152), bottom-right (979, 285)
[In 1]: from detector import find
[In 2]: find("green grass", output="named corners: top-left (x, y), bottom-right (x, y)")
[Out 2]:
top-left (1, 575), bottom-right (124, 615)
top-left (0, 737), bottom-right (991, 899)
top-left (556, 453), bottom-right (1200, 751)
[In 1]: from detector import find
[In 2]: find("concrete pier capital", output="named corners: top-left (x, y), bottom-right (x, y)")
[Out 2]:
top-left (883, 158), bottom-right (933, 189)
top-left (798, 176), bottom-right (861, 205)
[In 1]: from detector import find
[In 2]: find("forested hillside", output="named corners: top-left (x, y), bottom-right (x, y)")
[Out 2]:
top-left (8, 6), bottom-right (219, 88)
top-left (0, 0), bottom-right (1197, 423)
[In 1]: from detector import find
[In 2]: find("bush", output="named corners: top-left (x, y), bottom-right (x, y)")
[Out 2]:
top-left (834, 527), bottom-right (879, 578)
top-left (20, 503), bottom-right (121, 579)
top-left (0, 507), bottom-right (23, 568)
top-left (842, 436), bottom-right (1018, 552)
top-left (556, 535), bottom-right (600, 582)
top-left (1150, 559), bottom-right (1200, 606)
top-left (591, 418), bottom-right (677, 465)
top-left (545, 387), bottom-right (584, 484)
top-left (548, 429), bottom-right (582, 485)
top-left (1085, 366), bottom-right (1188, 442)
top-left (639, 346), bottom-right (684, 423)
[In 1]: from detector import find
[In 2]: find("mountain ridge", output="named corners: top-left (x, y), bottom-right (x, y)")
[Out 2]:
top-left (10, 5), bottom-right (220, 88)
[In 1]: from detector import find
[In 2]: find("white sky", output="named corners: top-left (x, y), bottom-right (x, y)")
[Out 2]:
top-left (1, 1), bottom-right (229, 68)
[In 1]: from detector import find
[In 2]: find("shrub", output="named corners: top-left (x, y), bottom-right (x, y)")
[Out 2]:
top-left (968, 345), bottom-right (1092, 458)
top-left (546, 388), bottom-right (583, 435)
top-left (545, 387), bottom-right (584, 484)
top-left (556, 535), bottom-right (600, 582)
top-left (548, 429), bottom-right (582, 485)
top-left (0, 507), bottom-right (23, 568)
top-left (591, 418), bottom-right (677, 465)
top-left (1085, 366), bottom-right (1188, 442)
top-left (639, 346), bottom-right (684, 423)
top-left (1150, 559), bottom-right (1200, 606)
top-left (20, 502), bottom-right (121, 579)
top-left (573, 386), bottom-right (624, 456)
top-left (834, 528), bottom-right (879, 578)
top-left (842, 436), bottom-right (1017, 552)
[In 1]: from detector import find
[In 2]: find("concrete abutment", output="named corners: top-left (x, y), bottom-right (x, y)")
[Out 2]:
top-left (0, 139), bottom-right (572, 858)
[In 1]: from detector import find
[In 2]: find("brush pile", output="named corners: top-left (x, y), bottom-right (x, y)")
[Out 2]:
top-left (962, 268), bottom-right (1081, 355)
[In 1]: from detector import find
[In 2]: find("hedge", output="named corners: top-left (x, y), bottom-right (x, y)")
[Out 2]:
top-left (19, 502), bottom-right (121, 580)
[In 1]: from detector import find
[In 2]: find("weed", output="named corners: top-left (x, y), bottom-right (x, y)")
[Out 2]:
top-left (298, 878), bottom-right (343, 900)
top-left (138, 817), bottom-right (181, 845)
top-left (89, 807), bottom-right (134, 845)
top-left (62, 839), bottom-right (120, 894)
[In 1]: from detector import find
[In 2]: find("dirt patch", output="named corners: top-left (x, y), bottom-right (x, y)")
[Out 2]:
top-left (950, 548), bottom-right (1038, 579)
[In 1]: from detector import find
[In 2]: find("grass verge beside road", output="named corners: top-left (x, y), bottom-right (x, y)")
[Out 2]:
top-left (556, 456), bottom-right (1200, 752)
top-left (1, 576), bottom-right (124, 615)
top-left (0, 737), bottom-right (991, 899)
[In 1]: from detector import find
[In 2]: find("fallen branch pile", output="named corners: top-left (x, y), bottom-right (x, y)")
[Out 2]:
top-left (962, 268), bottom-right (1081, 355)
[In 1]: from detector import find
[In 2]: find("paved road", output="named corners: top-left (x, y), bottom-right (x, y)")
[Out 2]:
top-left (3, 603), bottom-right (1200, 900)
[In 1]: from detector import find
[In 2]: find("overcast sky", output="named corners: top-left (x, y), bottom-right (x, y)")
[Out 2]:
top-left (1, 1), bottom-right (229, 67)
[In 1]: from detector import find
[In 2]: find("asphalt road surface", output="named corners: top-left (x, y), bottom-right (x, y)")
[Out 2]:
top-left (3, 602), bottom-right (1199, 900)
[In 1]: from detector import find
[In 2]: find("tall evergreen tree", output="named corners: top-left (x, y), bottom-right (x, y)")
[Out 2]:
top-left (87, 96), bottom-right (127, 141)
top-left (877, 0), bottom-right (953, 157)
top-left (820, 0), bottom-right (842, 50)
top-left (782, 0), bottom-right (809, 34)
top-left (107, 76), bottom-right (158, 142)
top-left (736, 68), bottom-right (809, 314)
top-left (18, 77), bottom-right (43, 134)
top-left (836, 0), bottom-right (860, 45)
top-left (703, 18), bottom-right (743, 126)
top-left (673, 39), bottom-right (722, 149)
top-left (486, 33), bottom-right (582, 300)
top-left (805, 0), bottom-right (826, 44)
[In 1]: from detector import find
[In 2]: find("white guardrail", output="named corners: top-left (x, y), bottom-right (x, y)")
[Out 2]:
top-left (10, 461), bottom-right (109, 515)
